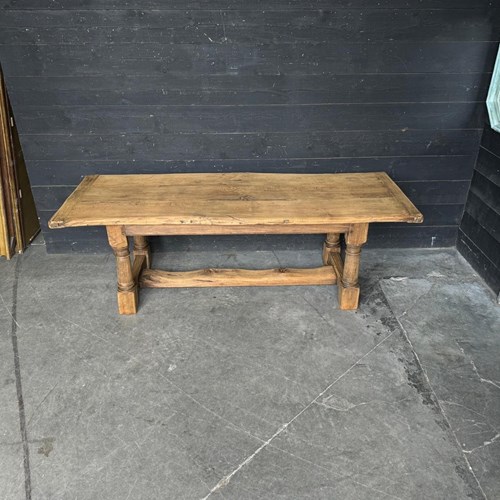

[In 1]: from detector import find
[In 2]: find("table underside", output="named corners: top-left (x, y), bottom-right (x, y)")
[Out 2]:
top-left (107, 223), bottom-right (369, 314)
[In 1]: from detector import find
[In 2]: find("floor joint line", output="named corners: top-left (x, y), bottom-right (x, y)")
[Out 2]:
top-left (382, 282), bottom-right (489, 500)
top-left (8, 257), bottom-right (32, 500)
top-left (201, 328), bottom-right (395, 499)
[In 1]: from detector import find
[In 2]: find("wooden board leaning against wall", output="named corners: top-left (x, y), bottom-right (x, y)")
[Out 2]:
top-left (0, 65), bottom-right (39, 259)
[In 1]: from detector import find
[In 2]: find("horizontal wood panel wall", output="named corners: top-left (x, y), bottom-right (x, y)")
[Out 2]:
top-left (0, 0), bottom-right (497, 252)
top-left (458, 125), bottom-right (500, 294)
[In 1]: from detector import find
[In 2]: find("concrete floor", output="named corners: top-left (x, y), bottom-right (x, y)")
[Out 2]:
top-left (0, 242), bottom-right (499, 500)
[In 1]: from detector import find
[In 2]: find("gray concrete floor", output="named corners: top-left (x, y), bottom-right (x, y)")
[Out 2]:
top-left (0, 242), bottom-right (499, 500)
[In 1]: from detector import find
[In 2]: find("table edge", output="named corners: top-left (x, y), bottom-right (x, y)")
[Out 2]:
top-left (48, 172), bottom-right (424, 229)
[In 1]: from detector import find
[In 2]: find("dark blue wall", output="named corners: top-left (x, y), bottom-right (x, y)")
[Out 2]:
top-left (0, 0), bottom-right (497, 252)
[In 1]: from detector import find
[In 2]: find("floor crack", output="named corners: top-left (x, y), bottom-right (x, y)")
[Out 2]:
top-left (463, 433), bottom-right (500, 455)
top-left (200, 330), bottom-right (395, 499)
top-left (8, 257), bottom-right (32, 500)
top-left (382, 285), bottom-right (489, 500)
top-left (456, 343), bottom-right (500, 391)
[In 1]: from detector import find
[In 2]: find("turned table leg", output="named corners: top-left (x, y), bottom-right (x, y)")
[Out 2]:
top-left (107, 226), bottom-right (138, 315)
top-left (338, 223), bottom-right (369, 310)
top-left (322, 233), bottom-right (341, 265)
top-left (133, 235), bottom-right (151, 268)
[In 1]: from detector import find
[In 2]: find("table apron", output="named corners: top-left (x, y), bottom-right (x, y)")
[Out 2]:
top-left (123, 223), bottom-right (351, 236)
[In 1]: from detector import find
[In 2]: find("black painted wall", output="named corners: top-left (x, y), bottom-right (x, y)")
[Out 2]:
top-left (458, 124), bottom-right (500, 295)
top-left (0, 0), bottom-right (498, 253)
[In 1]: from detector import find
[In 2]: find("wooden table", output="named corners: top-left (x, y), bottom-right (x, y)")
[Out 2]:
top-left (49, 172), bottom-right (423, 314)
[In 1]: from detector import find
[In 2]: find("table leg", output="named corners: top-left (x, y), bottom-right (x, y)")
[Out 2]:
top-left (338, 223), bottom-right (369, 310)
top-left (107, 226), bottom-right (138, 315)
top-left (322, 233), bottom-right (341, 265)
top-left (133, 235), bottom-right (151, 268)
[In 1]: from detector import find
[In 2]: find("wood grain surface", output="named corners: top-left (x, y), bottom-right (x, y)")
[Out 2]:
top-left (140, 266), bottom-right (336, 288)
top-left (49, 172), bottom-right (423, 230)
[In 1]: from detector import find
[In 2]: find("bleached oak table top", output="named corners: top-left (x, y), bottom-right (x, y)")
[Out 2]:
top-left (48, 172), bottom-right (423, 230)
